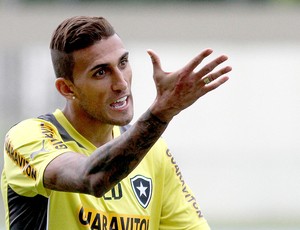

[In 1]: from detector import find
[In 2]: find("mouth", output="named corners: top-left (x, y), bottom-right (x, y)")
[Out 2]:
top-left (110, 96), bottom-right (128, 109)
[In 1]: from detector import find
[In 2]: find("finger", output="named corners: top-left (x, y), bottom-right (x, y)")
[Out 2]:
top-left (182, 48), bottom-right (213, 73)
top-left (197, 54), bottom-right (229, 77)
top-left (147, 49), bottom-right (163, 75)
top-left (204, 75), bottom-right (230, 92)
top-left (202, 66), bottom-right (232, 85)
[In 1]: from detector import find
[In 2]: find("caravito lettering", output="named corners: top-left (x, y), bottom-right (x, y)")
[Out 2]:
top-left (5, 137), bottom-right (37, 180)
top-left (78, 207), bottom-right (150, 230)
top-left (40, 123), bottom-right (67, 149)
top-left (166, 148), bottom-right (203, 217)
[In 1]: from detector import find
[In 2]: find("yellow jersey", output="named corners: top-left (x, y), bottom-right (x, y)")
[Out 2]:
top-left (1, 109), bottom-right (210, 230)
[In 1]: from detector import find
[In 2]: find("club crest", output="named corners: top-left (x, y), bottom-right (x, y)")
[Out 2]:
top-left (130, 175), bottom-right (152, 208)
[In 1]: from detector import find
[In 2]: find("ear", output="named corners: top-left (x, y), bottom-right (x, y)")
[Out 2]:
top-left (55, 78), bottom-right (76, 100)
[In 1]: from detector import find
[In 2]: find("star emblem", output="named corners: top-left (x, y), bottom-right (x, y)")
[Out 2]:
top-left (130, 175), bottom-right (152, 208)
top-left (136, 182), bottom-right (148, 197)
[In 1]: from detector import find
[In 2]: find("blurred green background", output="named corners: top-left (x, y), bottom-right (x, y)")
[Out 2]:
top-left (1, 0), bottom-right (300, 229)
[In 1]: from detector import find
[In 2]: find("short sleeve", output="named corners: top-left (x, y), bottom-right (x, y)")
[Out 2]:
top-left (3, 118), bottom-right (71, 197)
top-left (159, 140), bottom-right (210, 230)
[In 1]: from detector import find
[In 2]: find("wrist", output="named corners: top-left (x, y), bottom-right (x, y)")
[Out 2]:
top-left (148, 110), bottom-right (169, 125)
top-left (148, 102), bottom-right (175, 124)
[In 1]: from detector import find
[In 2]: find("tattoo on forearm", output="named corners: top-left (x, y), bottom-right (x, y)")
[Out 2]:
top-left (86, 110), bottom-right (168, 195)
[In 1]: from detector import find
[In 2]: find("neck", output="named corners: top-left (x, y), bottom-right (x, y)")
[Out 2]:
top-left (62, 105), bottom-right (114, 147)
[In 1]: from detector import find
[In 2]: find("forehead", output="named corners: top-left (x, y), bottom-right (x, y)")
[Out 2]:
top-left (73, 34), bottom-right (127, 70)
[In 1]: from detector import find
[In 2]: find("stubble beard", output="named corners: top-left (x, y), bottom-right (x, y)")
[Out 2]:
top-left (79, 99), bottom-right (134, 126)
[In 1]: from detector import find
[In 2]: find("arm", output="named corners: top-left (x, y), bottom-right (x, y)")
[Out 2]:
top-left (44, 110), bottom-right (168, 197)
top-left (44, 48), bottom-right (232, 197)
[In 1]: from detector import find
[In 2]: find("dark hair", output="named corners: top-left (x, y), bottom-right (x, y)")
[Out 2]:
top-left (50, 16), bottom-right (115, 81)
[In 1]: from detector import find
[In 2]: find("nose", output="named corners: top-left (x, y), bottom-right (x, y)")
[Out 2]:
top-left (111, 69), bottom-right (128, 91)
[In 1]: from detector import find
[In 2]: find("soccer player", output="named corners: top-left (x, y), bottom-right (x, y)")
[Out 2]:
top-left (1, 16), bottom-right (232, 229)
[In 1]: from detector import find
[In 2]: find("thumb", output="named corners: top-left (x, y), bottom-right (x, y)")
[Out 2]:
top-left (147, 49), bottom-right (162, 74)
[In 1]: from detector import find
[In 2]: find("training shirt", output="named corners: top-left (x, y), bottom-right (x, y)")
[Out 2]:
top-left (1, 109), bottom-right (210, 230)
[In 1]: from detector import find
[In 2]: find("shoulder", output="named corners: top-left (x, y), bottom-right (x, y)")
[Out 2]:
top-left (8, 118), bottom-right (44, 135)
top-left (8, 114), bottom-right (56, 134)
top-left (5, 113), bottom-right (60, 149)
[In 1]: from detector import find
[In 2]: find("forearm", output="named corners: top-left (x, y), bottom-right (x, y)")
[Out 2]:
top-left (84, 109), bottom-right (169, 196)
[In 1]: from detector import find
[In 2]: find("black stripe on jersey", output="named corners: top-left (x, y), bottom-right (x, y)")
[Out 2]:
top-left (7, 185), bottom-right (48, 230)
top-left (38, 113), bottom-right (86, 149)
top-left (39, 113), bottom-right (131, 144)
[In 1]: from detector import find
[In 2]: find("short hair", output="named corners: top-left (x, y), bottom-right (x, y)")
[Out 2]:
top-left (50, 16), bottom-right (116, 81)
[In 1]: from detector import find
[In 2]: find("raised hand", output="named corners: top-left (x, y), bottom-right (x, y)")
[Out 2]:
top-left (147, 48), bottom-right (232, 122)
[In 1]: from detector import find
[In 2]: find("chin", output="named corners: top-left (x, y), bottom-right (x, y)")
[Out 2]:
top-left (112, 120), bottom-right (131, 127)
top-left (111, 113), bottom-right (133, 126)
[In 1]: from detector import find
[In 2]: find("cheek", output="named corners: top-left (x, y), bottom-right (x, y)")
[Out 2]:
top-left (125, 68), bottom-right (133, 85)
top-left (77, 84), bottom-right (106, 102)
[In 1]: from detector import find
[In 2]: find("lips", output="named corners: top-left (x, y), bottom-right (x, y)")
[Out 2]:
top-left (110, 96), bottom-right (128, 109)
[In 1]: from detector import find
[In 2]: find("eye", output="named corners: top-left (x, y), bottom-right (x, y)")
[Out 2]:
top-left (93, 68), bottom-right (106, 78)
top-left (119, 58), bottom-right (128, 69)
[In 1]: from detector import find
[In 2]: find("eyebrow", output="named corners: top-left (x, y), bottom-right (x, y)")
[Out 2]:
top-left (89, 51), bottom-right (129, 72)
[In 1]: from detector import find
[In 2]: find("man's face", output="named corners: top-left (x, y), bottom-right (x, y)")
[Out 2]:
top-left (71, 34), bottom-right (133, 126)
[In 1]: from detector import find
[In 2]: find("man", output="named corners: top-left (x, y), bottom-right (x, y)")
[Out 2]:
top-left (1, 16), bottom-right (231, 229)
